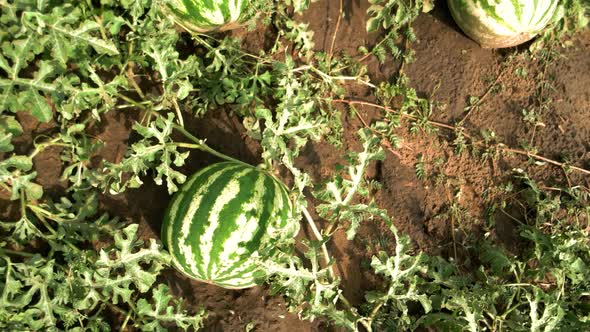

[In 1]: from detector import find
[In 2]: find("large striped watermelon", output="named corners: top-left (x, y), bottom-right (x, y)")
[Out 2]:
top-left (161, 0), bottom-right (247, 33)
top-left (447, 0), bottom-right (559, 48)
top-left (161, 161), bottom-right (297, 289)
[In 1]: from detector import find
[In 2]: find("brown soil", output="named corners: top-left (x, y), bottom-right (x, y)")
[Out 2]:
top-left (3, 1), bottom-right (589, 331)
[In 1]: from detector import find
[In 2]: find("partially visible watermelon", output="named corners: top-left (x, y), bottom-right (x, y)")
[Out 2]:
top-left (161, 162), bottom-right (297, 289)
top-left (161, 0), bottom-right (247, 33)
top-left (447, 0), bottom-right (559, 48)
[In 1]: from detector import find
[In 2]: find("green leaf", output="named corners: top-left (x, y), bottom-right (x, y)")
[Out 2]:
top-left (314, 129), bottom-right (385, 239)
top-left (95, 224), bottom-right (170, 299)
top-left (0, 37), bottom-right (56, 122)
top-left (0, 2), bottom-right (202, 330)
top-left (0, 36), bottom-right (48, 115)
top-left (366, 17), bottom-right (381, 33)
top-left (0, 115), bottom-right (23, 135)
top-left (527, 288), bottom-right (566, 332)
top-left (10, 212), bottom-right (43, 242)
top-left (24, 182), bottom-right (44, 201)
top-left (479, 242), bottom-right (514, 275)
top-left (24, 9), bottom-right (120, 57)
top-left (1, 156), bottom-right (29, 177)
top-left (95, 114), bottom-right (189, 195)
top-left (19, 89), bottom-right (52, 122)
top-left (0, 156), bottom-right (43, 201)
top-left (136, 284), bottom-right (206, 331)
top-left (0, 115), bottom-right (22, 152)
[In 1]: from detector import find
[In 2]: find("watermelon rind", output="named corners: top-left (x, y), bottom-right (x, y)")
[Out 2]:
top-left (161, 0), bottom-right (247, 33)
top-left (161, 161), bottom-right (297, 289)
top-left (447, 0), bottom-right (559, 48)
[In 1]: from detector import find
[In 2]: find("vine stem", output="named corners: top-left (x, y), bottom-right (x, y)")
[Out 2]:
top-left (444, 188), bottom-right (459, 261)
top-left (20, 193), bottom-right (26, 220)
top-left (0, 248), bottom-right (35, 258)
top-left (27, 204), bottom-right (68, 224)
top-left (502, 148), bottom-right (590, 175)
top-left (29, 137), bottom-right (68, 159)
top-left (458, 66), bottom-right (506, 125)
top-left (0, 181), bottom-right (10, 194)
top-left (302, 206), bottom-right (366, 329)
top-left (27, 204), bottom-right (81, 252)
top-left (356, 23), bottom-right (410, 64)
top-left (357, 35), bottom-right (388, 63)
top-left (116, 93), bottom-right (249, 167)
top-left (328, 0), bottom-right (343, 67)
top-left (367, 301), bottom-right (384, 324)
top-left (332, 99), bottom-right (590, 176)
top-left (170, 124), bottom-right (250, 167)
top-left (292, 65), bottom-right (375, 88)
top-left (119, 309), bottom-right (132, 332)
top-left (529, 51), bottom-right (552, 148)
top-left (171, 98), bottom-right (185, 127)
top-left (301, 206), bottom-right (334, 279)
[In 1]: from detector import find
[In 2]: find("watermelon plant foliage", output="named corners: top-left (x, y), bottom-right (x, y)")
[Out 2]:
top-left (1, 0), bottom-right (589, 331)
top-left (0, 0), bottom-right (369, 329)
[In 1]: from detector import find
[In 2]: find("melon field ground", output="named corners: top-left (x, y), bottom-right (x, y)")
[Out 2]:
top-left (1, 1), bottom-right (589, 331)
top-left (150, 4), bottom-right (590, 330)
top-left (189, 5), bottom-right (590, 329)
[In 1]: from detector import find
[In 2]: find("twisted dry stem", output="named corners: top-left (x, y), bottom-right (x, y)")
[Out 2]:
top-left (332, 99), bottom-right (590, 177)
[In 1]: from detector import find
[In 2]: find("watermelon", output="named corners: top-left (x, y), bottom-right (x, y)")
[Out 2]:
top-left (161, 161), bottom-right (297, 289)
top-left (161, 0), bottom-right (247, 33)
top-left (447, 0), bottom-right (559, 48)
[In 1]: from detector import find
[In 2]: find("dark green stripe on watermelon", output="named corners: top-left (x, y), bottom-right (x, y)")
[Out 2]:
top-left (214, 174), bottom-right (278, 277)
top-left (163, 0), bottom-right (246, 32)
top-left (167, 162), bottom-right (236, 278)
top-left (206, 168), bottom-right (263, 277)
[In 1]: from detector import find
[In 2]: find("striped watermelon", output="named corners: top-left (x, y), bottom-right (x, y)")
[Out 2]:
top-left (447, 0), bottom-right (559, 48)
top-left (161, 161), bottom-right (297, 289)
top-left (161, 0), bottom-right (247, 33)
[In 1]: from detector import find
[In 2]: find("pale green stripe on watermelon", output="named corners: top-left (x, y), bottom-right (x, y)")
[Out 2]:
top-left (182, 165), bottom-right (248, 278)
top-left (208, 172), bottom-right (267, 277)
top-left (214, 174), bottom-right (288, 278)
top-left (448, 0), bottom-right (559, 48)
top-left (216, 262), bottom-right (258, 283)
top-left (528, 1), bottom-right (559, 30)
top-left (183, 167), bottom-right (249, 277)
top-left (511, 0), bottom-right (523, 22)
top-left (164, 0), bottom-right (246, 32)
top-left (215, 265), bottom-right (260, 288)
top-left (198, 167), bottom-right (253, 276)
top-left (166, 162), bottom-right (240, 278)
top-left (268, 175), bottom-right (293, 236)
top-left (162, 165), bottom-right (204, 250)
